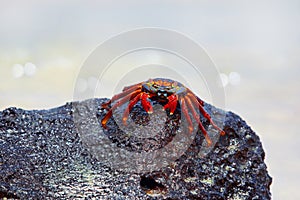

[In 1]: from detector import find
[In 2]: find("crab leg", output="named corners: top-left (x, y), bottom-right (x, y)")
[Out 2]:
top-left (186, 89), bottom-right (205, 106)
top-left (141, 93), bottom-right (153, 113)
top-left (197, 104), bottom-right (225, 136)
top-left (122, 82), bottom-right (143, 92)
top-left (187, 89), bottom-right (204, 106)
top-left (187, 93), bottom-right (225, 136)
top-left (122, 92), bottom-right (152, 125)
top-left (163, 94), bottom-right (178, 115)
top-left (101, 84), bottom-right (142, 109)
top-left (179, 97), bottom-right (194, 133)
top-left (101, 89), bottom-right (141, 128)
top-left (185, 96), bottom-right (212, 146)
top-left (196, 96), bottom-right (204, 106)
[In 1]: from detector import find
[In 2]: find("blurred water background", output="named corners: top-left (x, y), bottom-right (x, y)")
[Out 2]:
top-left (0, 1), bottom-right (299, 199)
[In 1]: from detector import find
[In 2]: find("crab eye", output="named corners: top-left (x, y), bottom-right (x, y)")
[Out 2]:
top-left (152, 84), bottom-right (159, 88)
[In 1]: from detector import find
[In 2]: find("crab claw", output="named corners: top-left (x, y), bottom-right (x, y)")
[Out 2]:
top-left (163, 94), bottom-right (178, 115)
top-left (141, 93), bottom-right (153, 114)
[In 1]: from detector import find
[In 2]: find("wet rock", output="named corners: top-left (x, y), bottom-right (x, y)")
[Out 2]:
top-left (0, 98), bottom-right (272, 199)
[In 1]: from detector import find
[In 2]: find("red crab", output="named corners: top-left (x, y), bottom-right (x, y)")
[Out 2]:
top-left (101, 78), bottom-right (225, 145)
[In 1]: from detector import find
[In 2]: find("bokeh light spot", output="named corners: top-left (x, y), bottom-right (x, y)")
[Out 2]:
top-left (12, 64), bottom-right (24, 78)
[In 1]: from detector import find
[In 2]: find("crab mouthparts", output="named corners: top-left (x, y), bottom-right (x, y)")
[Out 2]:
top-left (156, 91), bottom-right (169, 98)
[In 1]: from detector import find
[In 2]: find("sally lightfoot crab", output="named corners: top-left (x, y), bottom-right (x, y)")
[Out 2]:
top-left (101, 78), bottom-right (225, 145)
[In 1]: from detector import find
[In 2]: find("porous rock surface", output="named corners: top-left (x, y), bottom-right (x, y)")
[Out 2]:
top-left (0, 98), bottom-right (272, 199)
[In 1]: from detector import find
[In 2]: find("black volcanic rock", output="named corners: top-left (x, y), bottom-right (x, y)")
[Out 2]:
top-left (0, 98), bottom-right (272, 199)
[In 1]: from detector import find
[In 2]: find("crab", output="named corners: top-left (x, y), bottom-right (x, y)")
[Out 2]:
top-left (101, 78), bottom-right (225, 145)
